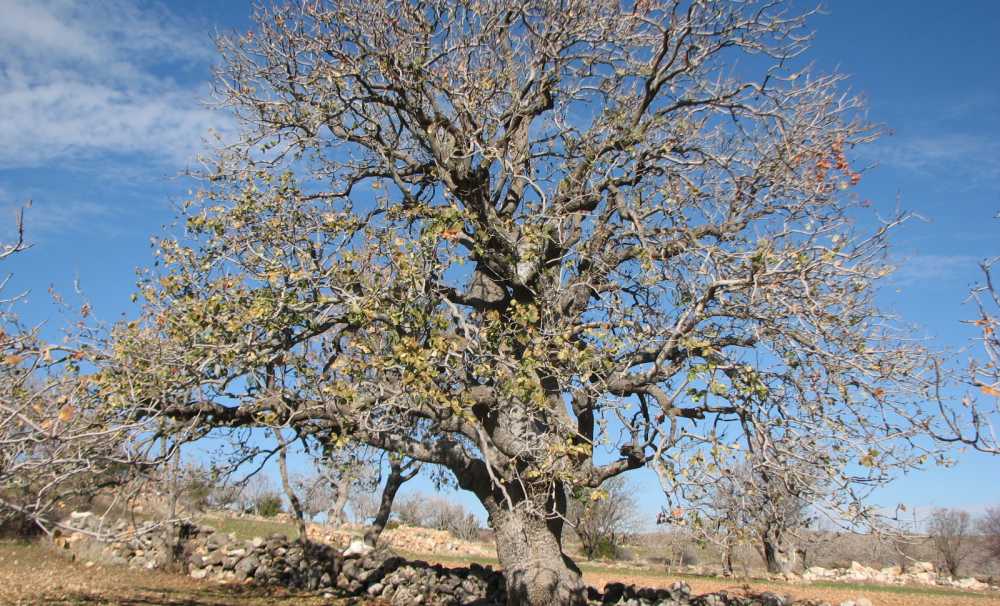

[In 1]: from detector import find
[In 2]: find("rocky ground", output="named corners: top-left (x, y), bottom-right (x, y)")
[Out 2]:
top-left (3, 537), bottom-right (998, 606)
top-left (21, 511), bottom-right (999, 606)
top-left (800, 561), bottom-right (992, 591)
top-left (0, 539), bottom-right (346, 605)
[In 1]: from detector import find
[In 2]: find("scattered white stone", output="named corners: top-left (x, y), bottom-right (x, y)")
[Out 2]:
top-left (341, 538), bottom-right (373, 557)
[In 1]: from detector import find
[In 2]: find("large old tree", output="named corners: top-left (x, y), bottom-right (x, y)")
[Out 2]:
top-left (107, 2), bottom-right (939, 603)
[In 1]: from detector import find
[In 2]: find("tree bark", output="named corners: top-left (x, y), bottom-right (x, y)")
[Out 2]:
top-left (722, 542), bottom-right (734, 577)
top-left (362, 458), bottom-right (420, 547)
top-left (273, 429), bottom-right (308, 540)
top-left (490, 506), bottom-right (587, 606)
top-left (327, 475), bottom-right (351, 527)
top-left (762, 531), bottom-right (797, 575)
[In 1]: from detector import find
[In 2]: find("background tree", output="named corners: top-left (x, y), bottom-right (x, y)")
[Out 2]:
top-left (931, 213), bottom-right (1000, 455)
top-left (568, 476), bottom-right (640, 560)
top-left (1, 209), bottom-right (159, 537)
top-left (105, 2), bottom-right (943, 603)
top-left (395, 491), bottom-right (482, 541)
top-left (982, 505), bottom-right (1000, 563)
top-left (927, 507), bottom-right (973, 577)
top-left (273, 428), bottom-right (307, 538)
top-left (318, 446), bottom-right (381, 527)
top-left (670, 434), bottom-right (819, 576)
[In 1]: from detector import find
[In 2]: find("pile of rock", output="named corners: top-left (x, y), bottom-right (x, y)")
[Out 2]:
top-left (801, 561), bottom-right (993, 592)
top-left (59, 511), bottom-right (506, 604)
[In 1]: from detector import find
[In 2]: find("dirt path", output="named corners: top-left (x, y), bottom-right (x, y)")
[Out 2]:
top-left (582, 569), bottom-right (1000, 606)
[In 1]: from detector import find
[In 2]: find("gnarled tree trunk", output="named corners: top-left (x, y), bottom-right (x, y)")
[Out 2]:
top-left (477, 477), bottom-right (586, 606)
top-left (327, 477), bottom-right (351, 527)
top-left (491, 507), bottom-right (586, 606)
top-left (762, 529), bottom-right (798, 575)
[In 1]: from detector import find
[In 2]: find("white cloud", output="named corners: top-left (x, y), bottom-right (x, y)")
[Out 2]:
top-left (0, 194), bottom-right (116, 243)
top-left (888, 253), bottom-right (981, 288)
top-left (0, 0), bottom-right (231, 168)
top-left (875, 133), bottom-right (1000, 188)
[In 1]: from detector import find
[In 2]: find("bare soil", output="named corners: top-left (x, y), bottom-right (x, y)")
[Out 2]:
top-left (0, 540), bottom-right (358, 605)
top-left (581, 569), bottom-right (1000, 606)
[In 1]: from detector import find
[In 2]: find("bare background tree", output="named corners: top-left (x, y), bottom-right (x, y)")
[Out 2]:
top-left (927, 507), bottom-right (973, 577)
top-left (930, 213), bottom-right (999, 454)
top-left (395, 492), bottom-right (482, 542)
top-left (983, 505), bottom-right (1000, 564)
top-left (1, 209), bottom-right (163, 538)
top-left (567, 476), bottom-right (640, 560)
top-left (671, 434), bottom-right (820, 576)
top-left (102, 2), bottom-right (947, 603)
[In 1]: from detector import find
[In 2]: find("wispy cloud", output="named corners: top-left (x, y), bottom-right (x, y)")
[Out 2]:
top-left (0, 0), bottom-right (231, 169)
top-left (888, 253), bottom-right (981, 288)
top-left (0, 194), bottom-right (118, 243)
top-left (875, 133), bottom-right (1000, 188)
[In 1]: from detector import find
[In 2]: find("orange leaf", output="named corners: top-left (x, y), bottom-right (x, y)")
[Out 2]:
top-left (981, 385), bottom-right (1000, 398)
top-left (440, 228), bottom-right (462, 241)
top-left (3, 354), bottom-right (23, 365)
top-left (58, 405), bottom-right (75, 423)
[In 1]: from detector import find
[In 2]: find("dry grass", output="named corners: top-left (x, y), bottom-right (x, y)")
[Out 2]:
top-left (0, 540), bottom-right (360, 606)
top-left (580, 569), bottom-right (1000, 606)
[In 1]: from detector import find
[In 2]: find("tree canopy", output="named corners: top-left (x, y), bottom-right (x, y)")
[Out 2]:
top-left (101, 2), bottom-right (943, 603)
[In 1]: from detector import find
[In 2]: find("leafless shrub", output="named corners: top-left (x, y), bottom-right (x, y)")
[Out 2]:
top-left (396, 492), bottom-right (480, 542)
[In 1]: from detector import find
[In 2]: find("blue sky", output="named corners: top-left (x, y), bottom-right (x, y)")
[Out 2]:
top-left (1, 0), bottom-right (998, 526)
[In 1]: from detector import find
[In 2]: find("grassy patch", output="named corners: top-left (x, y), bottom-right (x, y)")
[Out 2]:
top-left (198, 515), bottom-right (297, 541)
top-left (805, 580), bottom-right (997, 599)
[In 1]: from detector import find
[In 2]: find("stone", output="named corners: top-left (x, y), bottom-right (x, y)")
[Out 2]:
top-left (670, 581), bottom-right (692, 599)
top-left (759, 591), bottom-right (788, 606)
top-left (190, 567), bottom-right (210, 580)
top-left (911, 561), bottom-right (935, 573)
top-left (235, 555), bottom-right (260, 578)
top-left (956, 577), bottom-right (989, 591)
top-left (602, 582), bottom-right (626, 603)
top-left (342, 538), bottom-right (373, 557)
top-left (204, 551), bottom-right (223, 566)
